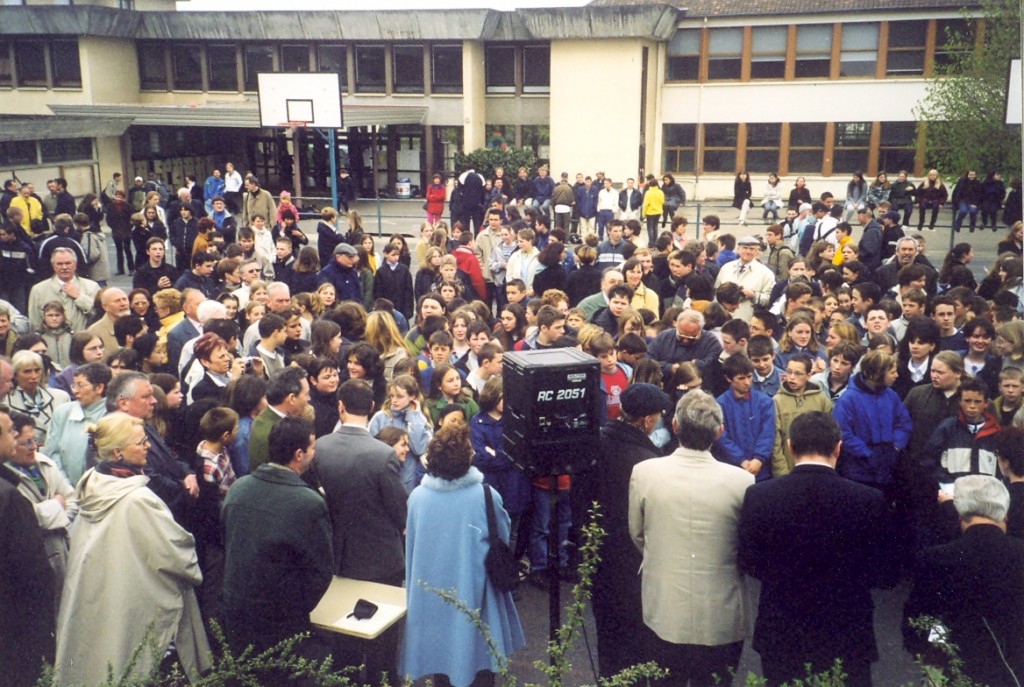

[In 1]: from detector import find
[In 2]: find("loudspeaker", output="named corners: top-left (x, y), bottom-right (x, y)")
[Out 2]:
top-left (502, 348), bottom-right (602, 477)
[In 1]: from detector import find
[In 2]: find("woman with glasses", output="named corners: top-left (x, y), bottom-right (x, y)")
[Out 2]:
top-left (4, 411), bottom-right (78, 613)
top-left (3, 350), bottom-right (70, 445)
top-left (50, 332), bottom-right (106, 397)
top-left (55, 411), bottom-right (210, 686)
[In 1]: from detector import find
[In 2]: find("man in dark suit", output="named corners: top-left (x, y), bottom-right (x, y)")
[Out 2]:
top-left (738, 411), bottom-right (898, 687)
top-left (903, 474), bottom-right (1024, 686)
top-left (248, 367), bottom-right (311, 473)
top-left (314, 379), bottom-right (407, 685)
top-left (165, 288), bottom-right (204, 372)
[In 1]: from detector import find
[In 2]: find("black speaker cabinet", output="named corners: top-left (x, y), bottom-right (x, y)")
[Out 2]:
top-left (502, 348), bottom-right (602, 477)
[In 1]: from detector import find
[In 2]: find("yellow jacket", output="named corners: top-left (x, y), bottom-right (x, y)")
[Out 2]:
top-left (642, 186), bottom-right (664, 218)
top-left (10, 195), bottom-right (43, 234)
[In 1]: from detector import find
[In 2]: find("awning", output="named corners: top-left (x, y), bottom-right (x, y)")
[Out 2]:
top-left (0, 115), bottom-right (133, 142)
top-left (47, 102), bottom-right (428, 130)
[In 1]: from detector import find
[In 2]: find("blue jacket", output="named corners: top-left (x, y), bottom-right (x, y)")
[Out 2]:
top-left (317, 261), bottom-right (361, 303)
top-left (833, 374), bottom-right (912, 487)
top-left (714, 389), bottom-right (775, 481)
top-left (532, 175), bottom-right (555, 203)
top-left (575, 184), bottom-right (599, 219)
top-left (469, 411), bottom-right (531, 515)
top-left (753, 365), bottom-right (782, 398)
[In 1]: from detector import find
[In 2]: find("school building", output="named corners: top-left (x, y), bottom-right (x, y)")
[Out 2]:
top-left (0, 0), bottom-right (993, 202)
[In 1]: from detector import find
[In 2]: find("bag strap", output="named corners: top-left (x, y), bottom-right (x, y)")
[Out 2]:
top-left (482, 483), bottom-right (498, 546)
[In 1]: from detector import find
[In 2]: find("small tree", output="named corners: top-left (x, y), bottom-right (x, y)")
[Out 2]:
top-left (914, 0), bottom-right (1022, 179)
top-left (453, 147), bottom-right (538, 179)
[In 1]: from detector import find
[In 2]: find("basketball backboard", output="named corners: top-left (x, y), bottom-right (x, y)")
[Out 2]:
top-left (257, 72), bottom-right (343, 129)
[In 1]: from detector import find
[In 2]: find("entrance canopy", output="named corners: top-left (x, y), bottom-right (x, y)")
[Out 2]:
top-left (46, 102), bottom-right (427, 129)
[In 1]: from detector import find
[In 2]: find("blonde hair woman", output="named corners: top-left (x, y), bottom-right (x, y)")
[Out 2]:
top-left (366, 310), bottom-right (412, 382)
top-left (55, 411), bottom-right (211, 686)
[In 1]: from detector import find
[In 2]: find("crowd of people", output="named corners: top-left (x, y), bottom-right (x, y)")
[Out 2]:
top-left (0, 161), bottom-right (1023, 687)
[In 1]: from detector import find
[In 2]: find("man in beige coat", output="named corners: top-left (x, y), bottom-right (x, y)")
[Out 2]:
top-left (629, 390), bottom-right (754, 685)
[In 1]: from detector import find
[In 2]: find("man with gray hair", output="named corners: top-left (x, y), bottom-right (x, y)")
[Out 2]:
top-left (87, 287), bottom-right (131, 354)
top-left (874, 235), bottom-right (937, 296)
top-left (106, 371), bottom-right (198, 527)
top-left (903, 474), bottom-right (1024, 686)
top-left (27, 247), bottom-right (101, 331)
top-left (629, 390), bottom-right (753, 685)
top-left (647, 308), bottom-right (723, 382)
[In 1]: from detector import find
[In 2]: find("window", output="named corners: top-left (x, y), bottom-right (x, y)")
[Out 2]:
top-left (795, 25), bottom-right (831, 78)
top-left (172, 44), bottom-right (202, 90)
top-left (244, 45), bottom-right (275, 91)
top-left (40, 138), bottom-right (92, 163)
top-left (50, 39), bottom-right (80, 87)
top-left (886, 20), bottom-right (927, 76)
top-left (316, 45), bottom-right (347, 91)
top-left (934, 18), bottom-right (973, 72)
top-left (393, 45), bottom-right (424, 93)
top-left (522, 45), bottom-right (549, 93)
top-left (0, 140), bottom-right (36, 166)
top-left (750, 27), bottom-right (787, 79)
top-left (354, 45), bottom-right (385, 93)
top-left (486, 124), bottom-right (514, 149)
top-left (878, 121), bottom-right (918, 172)
top-left (138, 42), bottom-right (167, 90)
top-left (666, 29), bottom-right (700, 81)
top-left (431, 45), bottom-right (462, 94)
top-left (522, 125), bottom-right (550, 160)
top-left (839, 23), bottom-right (878, 77)
top-left (14, 41), bottom-right (47, 87)
top-left (663, 124), bottom-right (696, 174)
top-left (833, 122), bottom-right (871, 173)
top-left (745, 123), bottom-right (781, 172)
top-left (485, 45), bottom-right (515, 93)
top-left (281, 45), bottom-right (310, 73)
top-left (703, 124), bottom-right (738, 172)
top-left (707, 28), bottom-right (742, 80)
top-left (788, 123), bottom-right (826, 171)
top-left (207, 44), bottom-right (237, 91)
top-left (0, 41), bottom-right (12, 87)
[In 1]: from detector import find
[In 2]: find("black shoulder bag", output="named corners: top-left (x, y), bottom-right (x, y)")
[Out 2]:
top-left (483, 484), bottom-right (518, 592)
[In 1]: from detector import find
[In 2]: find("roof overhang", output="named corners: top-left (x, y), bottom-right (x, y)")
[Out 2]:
top-left (47, 103), bottom-right (427, 130)
top-left (0, 115), bottom-right (133, 142)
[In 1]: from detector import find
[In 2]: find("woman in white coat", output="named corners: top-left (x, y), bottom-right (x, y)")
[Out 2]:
top-left (55, 412), bottom-right (211, 686)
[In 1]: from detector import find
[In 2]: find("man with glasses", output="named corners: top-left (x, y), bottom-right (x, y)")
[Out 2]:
top-left (106, 371), bottom-right (198, 528)
top-left (648, 309), bottom-right (723, 383)
top-left (714, 235), bottom-right (775, 322)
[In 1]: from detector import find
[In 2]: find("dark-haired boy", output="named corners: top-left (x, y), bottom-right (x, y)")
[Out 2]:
top-left (748, 335), bottom-right (782, 397)
top-left (253, 313), bottom-right (287, 377)
top-left (417, 330), bottom-right (454, 390)
top-left (714, 355), bottom-right (775, 482)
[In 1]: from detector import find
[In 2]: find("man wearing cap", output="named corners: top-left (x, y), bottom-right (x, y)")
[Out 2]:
top-left (551, 173), bottom-right (576, 231)
top-left (337, 168), bottom-right (357, 213)
top-left (318, 243), bottom-right (362, 303)
top-left (127, 176), bottom-right (147, 212)
top-left (714, 236), bottom-right (776, 321)
top-left (592, 383), bottom-right (669, 678)
top-left (629, 390), bottom-right (753, 685)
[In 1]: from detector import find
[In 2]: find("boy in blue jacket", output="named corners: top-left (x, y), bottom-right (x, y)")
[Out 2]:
top-left (714, 354), bottom-right (775, 482)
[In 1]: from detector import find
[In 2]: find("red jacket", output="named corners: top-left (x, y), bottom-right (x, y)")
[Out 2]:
top-left (453, 245), bottom-right (487, 300)
top-left (425, 183), bottom-right (447, 217)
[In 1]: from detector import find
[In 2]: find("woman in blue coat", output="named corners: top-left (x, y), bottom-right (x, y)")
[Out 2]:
top-left (402, 424), bottom-right (525, 687)
top-left (833, 350), bottom-right (913, 490)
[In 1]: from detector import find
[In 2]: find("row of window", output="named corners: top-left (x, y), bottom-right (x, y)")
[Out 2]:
top-left (666, 19), bottom-right (972, 81)
top-left (137, 41), bottom-right (553, 96)
top-left (662, 122), bottom-right (920, 176)
top-left (0, 137), bottom-right (93, 168)
top-left (0, 38), bottom-right (81, 89)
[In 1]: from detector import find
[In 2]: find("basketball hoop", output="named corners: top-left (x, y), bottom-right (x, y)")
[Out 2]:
top-left (279, 121), bottom-right (309, 133)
